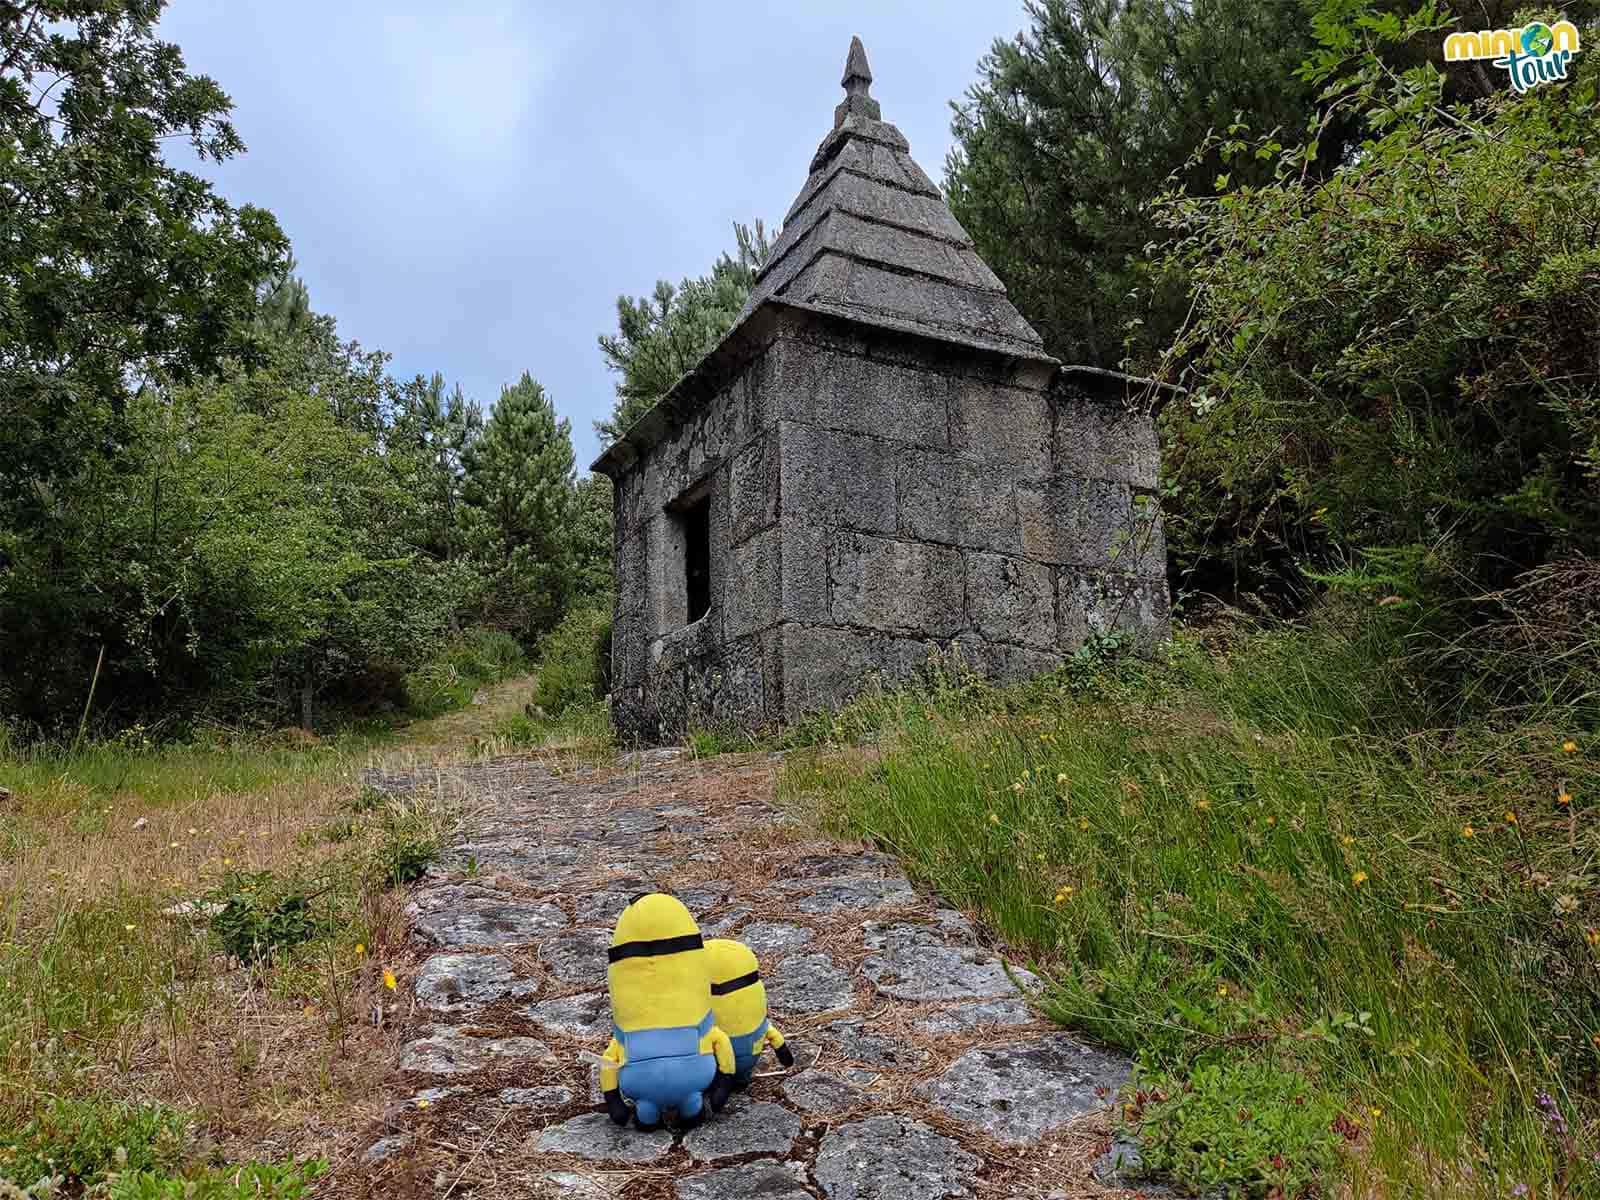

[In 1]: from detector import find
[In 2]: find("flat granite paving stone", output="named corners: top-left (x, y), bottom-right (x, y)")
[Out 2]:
top-left (782, 1068), bottom-right (868, 1114)
top-left (914, 997), bottom-right (1035, 1037)
top-left (406, 882), bottom-right (515, 915)
top-left (923, 1033), bottom-right (1132, 1145)
top-left (400, 1025), bottom-right (555, 1076)
top-left (675, 1159), bottom-right (813, 1200)
top-left (498, 1085), bottom-right (574, 1108)
top-left (861, 944), bottom-right (1032, 1002)
top-left (681, 1098), bottom-right (801, 1161)
top-left (448, 840), bottom-right (582, 873)
top-left (763, 952), bottom-right (855, 1013)
top-left (526, 990), bottom-right (611, 1039)
top-left (540, 928), bottom-right (612, 985)
top-left (535, 1113), bottom-right (673, 1163)
top-left (776, 852), bottom-right (898, 884)
top-left (571, 890), bottom-right (638, 926)
top-left (739, 920), bottom-right (815, 956)
top-left (814, 1115), bottom-right (979, 1200)
top-left (415, 901), bottom-right (568, 948)
top-left (822, 1018), bottom-right (931, 1069)
top-left (701, 906), bottom-right (752, 936)
top-left (538, 1171), bottom-right (611, 1198)
top-left (793, 877), bottom-right (916, 915)
top-left (861, 920), bottom-right (966, 952)
top-left (415, 952), bottom-right (539, 1012)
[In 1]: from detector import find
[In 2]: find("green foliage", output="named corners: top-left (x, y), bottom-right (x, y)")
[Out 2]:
top-left (787, 617), bottom-right (1600, 1196)
top-left (107, 1160), bottom-right (325, 1200)
top-left (203, 871), bottom-right (318, 966)
top-left (0, 1099), bottom-right (190, 1190)
top-left (372, 802), bottom-right (440, 887)
top-left (532, 604), bottom-right (613, 716)
top-left (1156, 2), bottom-right (1600, 614)
top-left (461, 372), bottom-right (578, 644)
top-left (946, 0), bottom-right (1345, 371)
top-left (0, 0), bottom-right (288, 435)
top-left (402, 628), bottom-right (527, 719)
top-left (1123, 1060), bottom-right (1346, 1198)
top-left (596, 221), bottom-right (771, 444)
top-left (569, 474), bottom-right (617, 602)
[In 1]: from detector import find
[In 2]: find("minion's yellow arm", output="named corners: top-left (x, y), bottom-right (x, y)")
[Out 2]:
top-left (599, 1037), bottom-right (624, 1092)
top-left (763, 1022), bottom-right (795, 1067)
top-left (709, 1024), bottom-right (735, 1075)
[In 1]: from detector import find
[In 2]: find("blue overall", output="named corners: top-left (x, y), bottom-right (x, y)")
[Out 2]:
top-left (728, 1019), bottom-right (769, 1084)
top-left (615, 1012), bottom-right (717, 1125)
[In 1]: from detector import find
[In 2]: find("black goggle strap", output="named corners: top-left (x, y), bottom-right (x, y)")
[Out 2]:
top-left (710, 969), bottom-right (760, 996)
top-left (607, 932), bottom-right (704, 962)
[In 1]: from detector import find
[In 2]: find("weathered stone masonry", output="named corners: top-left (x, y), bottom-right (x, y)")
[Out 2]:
top-left (593, 39), bottom-right (1170, 743)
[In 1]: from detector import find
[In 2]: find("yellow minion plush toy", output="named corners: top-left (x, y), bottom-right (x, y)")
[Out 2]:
top-left (706, 938), bottom-right (794, 1087)
top-left (600, 893), bottom-right (737, 1130)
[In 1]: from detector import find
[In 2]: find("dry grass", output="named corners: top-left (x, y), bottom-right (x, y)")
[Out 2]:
top-left (0, 679), bottom-right (541, 1190)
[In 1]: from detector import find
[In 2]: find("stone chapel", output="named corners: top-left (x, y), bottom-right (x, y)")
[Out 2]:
top-left (592, 37), bottom-right (1170, 742)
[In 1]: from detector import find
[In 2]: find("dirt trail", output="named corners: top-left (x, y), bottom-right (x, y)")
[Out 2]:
top-left (354, 746), bottom-right (1151, 1199)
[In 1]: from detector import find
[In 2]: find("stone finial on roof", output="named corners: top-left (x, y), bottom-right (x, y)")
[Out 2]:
top-left (835, 36), bottom-right (881, 126)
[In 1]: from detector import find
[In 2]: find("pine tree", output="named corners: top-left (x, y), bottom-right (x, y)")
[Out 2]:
top-left (462, 372), bottom-right (577, 642)
top-left (596, 220), bottom-right (772, 445)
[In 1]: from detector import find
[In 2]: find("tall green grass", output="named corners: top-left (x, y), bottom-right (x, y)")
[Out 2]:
top-left (783, 622), bottom-right (1599, 1197)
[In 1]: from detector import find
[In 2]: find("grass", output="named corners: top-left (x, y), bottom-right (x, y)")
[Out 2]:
top-left (779, 614), bottom-right (1600, 1198)
top-left (0, 650), bottom-right (538, 1194)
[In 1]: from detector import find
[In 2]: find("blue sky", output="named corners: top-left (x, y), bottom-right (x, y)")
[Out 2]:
top-left (159, 1), bottom-right (1030, 471)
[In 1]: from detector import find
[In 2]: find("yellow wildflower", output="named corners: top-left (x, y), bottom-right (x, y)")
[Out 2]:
top-left (1462, 825), bottom-right (1474, 838)
top-left (1216, 984), bottom-right (1228, 997)
top-left (355, 943), bottom-right (366, 957)
top-left (1340, 835), bottom-right (1354, 846)
top-left (1558, 791), bottom-right (1572, 807)
top-left (383, 969), bottom-right (397, 991)
top-left (1505, 810), bottom-right (1518, 826)
top-left (1585, 928), bottom-right (1599, 947)
top-left (1078, 818), bottom-right (1090, 832)
top-left (1194, 798), bottom-right (1211, 812)
top-left (417, 1098), bottom-right (430, 1109)
top-left (1265, 815), bottom-right (1277, 826)
top-left (1054, 886), bottom-right (1074, 903)
top-left (1352, 870), bottom-right (1369, 887)
top-left (1563, 740), bottom-right (1578, 754)
top-left (1370, 1106), bottom-right (1383, 1118)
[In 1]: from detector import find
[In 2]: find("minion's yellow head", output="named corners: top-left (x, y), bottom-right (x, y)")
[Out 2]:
top-left (607, 893), bottom-right (711, 1032)
top-left (705, 937), bottom-right (768, 1038)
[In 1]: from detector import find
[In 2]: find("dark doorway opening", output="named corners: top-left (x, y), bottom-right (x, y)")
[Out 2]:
top-left (683, 495), bottom-right (711, 624)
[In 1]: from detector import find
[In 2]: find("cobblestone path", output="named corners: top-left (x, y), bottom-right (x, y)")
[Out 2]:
top-left (360, 749), bottom-right (1152, 1199)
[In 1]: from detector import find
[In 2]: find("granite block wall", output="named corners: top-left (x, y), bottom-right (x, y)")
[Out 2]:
top-left (607, 312), bottom-right (1170, 742)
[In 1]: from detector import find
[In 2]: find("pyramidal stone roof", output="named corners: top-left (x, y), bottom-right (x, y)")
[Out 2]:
top-left (734, 36), bottom-right (1054, 363)
top-left (591, 38), bottom-right (1055, 476)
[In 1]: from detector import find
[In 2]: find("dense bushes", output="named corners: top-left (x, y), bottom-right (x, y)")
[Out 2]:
top-left (1154, 3), bottom-right (1600, 622)
top-left (530, 603), bottom-right (613, 717)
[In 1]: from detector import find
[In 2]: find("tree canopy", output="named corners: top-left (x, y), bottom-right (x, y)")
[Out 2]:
top-left (596, 220), bottom-right (771, 445)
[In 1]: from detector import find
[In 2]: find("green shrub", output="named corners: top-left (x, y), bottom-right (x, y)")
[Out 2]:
top-left (790, 619), bottom-right (1600, 1196)
top-left (1122, 1060), bottom-right (1345, 1198)
top-left (109, 1159), bottom-right (325, 1199)
top-left (532, 604), bottom-right (611, 716)
top-left (203, 871), bottom-right (319, 966)
top-left (404, 627), bottom-right (527, 718)
top-left (373, 803), bottom-right (439, 887)
top-left (0, 1100), bottom-right (189, 1190)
